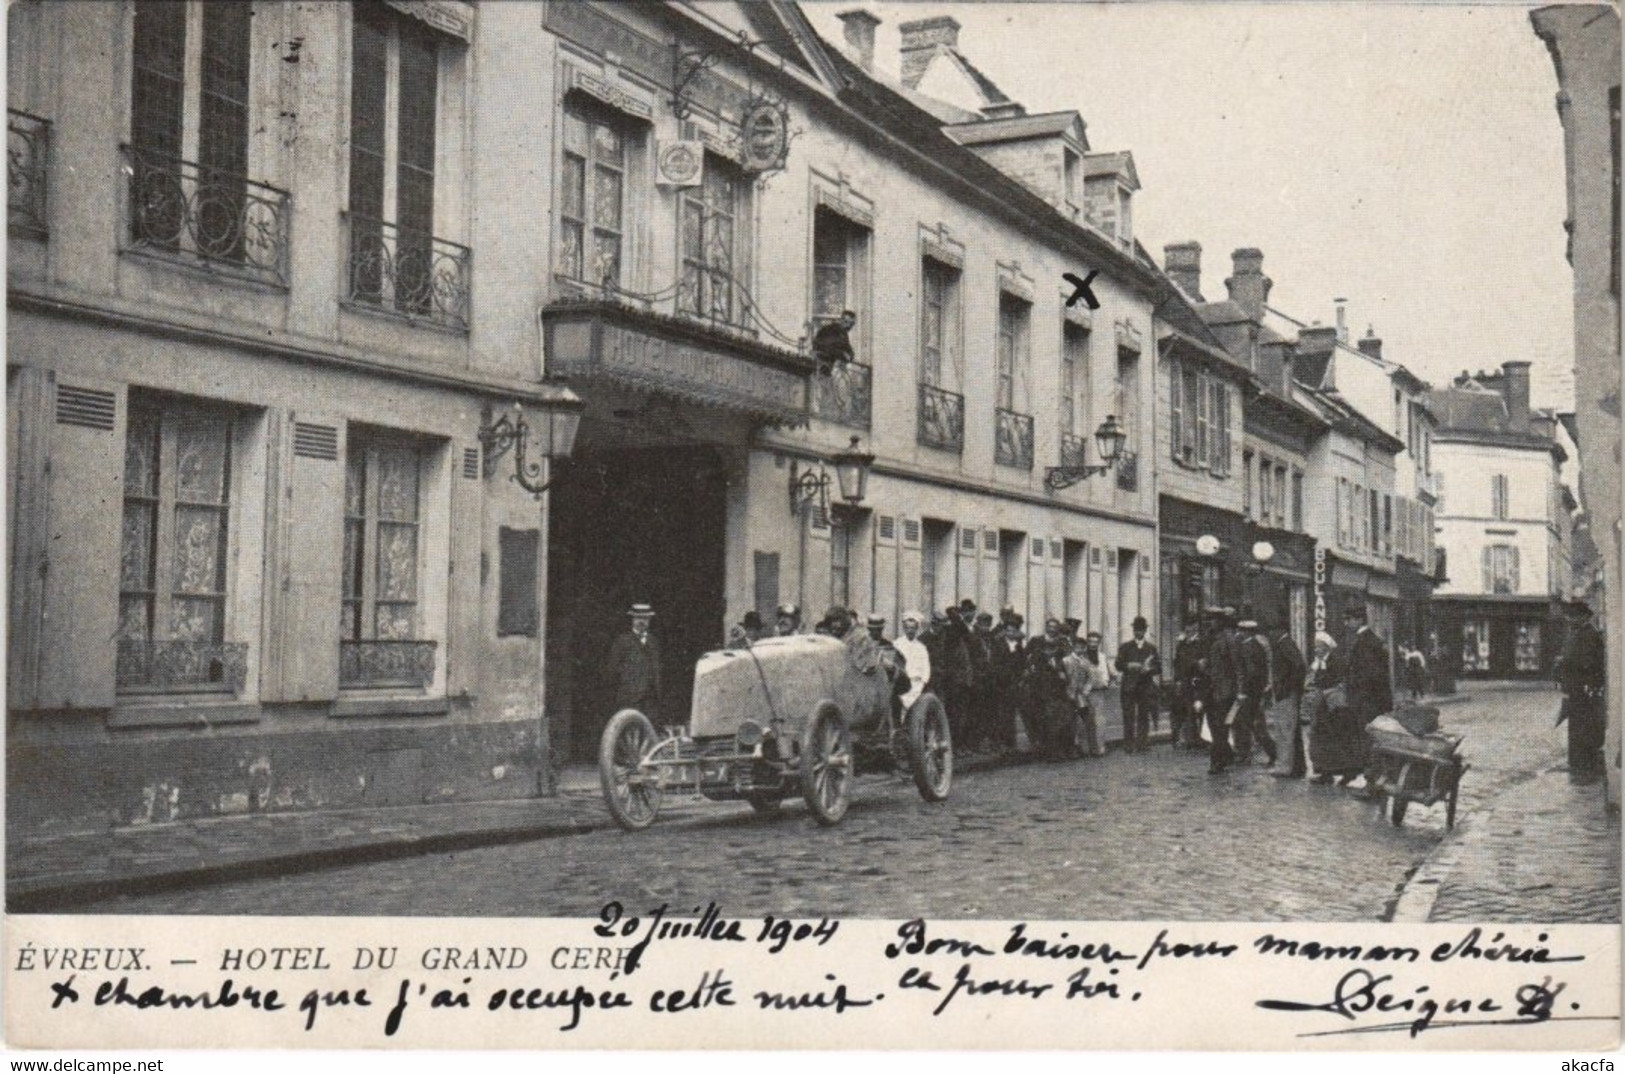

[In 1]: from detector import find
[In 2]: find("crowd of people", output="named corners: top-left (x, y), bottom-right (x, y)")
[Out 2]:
top-left (718, 598), bottom-right (1414, 788)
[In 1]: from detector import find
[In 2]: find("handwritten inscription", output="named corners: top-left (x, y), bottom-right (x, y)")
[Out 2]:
top-left (13, 914), bottom-right (1604, 1046)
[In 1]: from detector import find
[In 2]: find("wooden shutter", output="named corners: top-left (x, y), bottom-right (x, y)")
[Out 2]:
top-left (753, 551), bottom-right (779, 626)
top-left (35, 378), bottom-right (125, 708)
top-left (268, 413), bottom-right (345, 701)
top-left (445, 442), bottom-right (482, 695)
top-left (1168, 359), bottom-right (1182, 461)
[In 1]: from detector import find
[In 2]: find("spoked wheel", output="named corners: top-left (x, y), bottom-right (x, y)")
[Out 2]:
top-left (1387, 763), bottom-right (1412, 827)
top-left (800, 701), bottom-right (852, 826)
top-left (599, 709), bottom-right (663, 830)
top-left (906, 693), bottom-right (953, 802)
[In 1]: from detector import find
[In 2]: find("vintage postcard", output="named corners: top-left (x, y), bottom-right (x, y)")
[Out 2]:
top-left (4, 0), bottom-right (1620, 1057)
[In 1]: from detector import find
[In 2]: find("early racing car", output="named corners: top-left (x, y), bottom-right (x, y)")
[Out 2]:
top-left (598, 631), bottom-right (952, 829)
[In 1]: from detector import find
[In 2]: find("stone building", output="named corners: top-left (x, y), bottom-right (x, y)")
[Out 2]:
top-left (6, 1), bottom-right (587, 831)
top-left (1530, 4), bottom-right (1619, 798)
top-left (1428, 364), bottom-right (1574, 679)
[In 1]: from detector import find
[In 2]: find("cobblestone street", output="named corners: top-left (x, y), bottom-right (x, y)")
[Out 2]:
top-left (87, 684), bottom-right (1616, 921)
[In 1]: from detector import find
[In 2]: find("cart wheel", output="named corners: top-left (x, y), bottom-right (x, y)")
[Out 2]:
top-left (599, 709), bottom-right (663, 831)
top-left (906, 693), bottom-right (953, 802)
top-left (1387, 763), bottom-right (1411, 827)
top-left (744, 792), bottom-right (783, 815)
top-left (800, 701), bottom-right (852, 826)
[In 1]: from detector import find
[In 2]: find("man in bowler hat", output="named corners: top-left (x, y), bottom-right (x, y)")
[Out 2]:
top-left (1115, 616), bottom-right (1161, 752)
top-left (607, 602), bottom-right (662, 722)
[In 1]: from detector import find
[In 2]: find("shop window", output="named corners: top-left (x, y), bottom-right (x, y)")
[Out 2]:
top-left (678, 158), bottom-right (750, 325)
top-left (558, 105), bottom-right (628, 288)
top-left (118, 396), bottom-right (245, 694)
top-left (1461, 619), bottom-right (1490, 672)
top-left (1514, 621), bottom-right (1542, 673)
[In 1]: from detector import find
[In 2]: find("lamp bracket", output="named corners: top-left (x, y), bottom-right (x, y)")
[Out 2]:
top-left (788, 461), bottom-right (830, 516)
top-left (1043, 462), bottom-right (1114, 492)
top-left (478, 406), bottom-right (558, 499)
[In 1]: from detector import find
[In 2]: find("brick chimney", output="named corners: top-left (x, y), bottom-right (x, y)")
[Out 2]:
top-left (1224, 248), bottom-right (1272, 320)
top-left (900, 16), bottom-right (960, 87)
top-left (837, 9), bottom-right (880, 71)
top-left (1163, 242), bottom-right (1204, 302)
top-left (1357, 326), bottom-right (1383, 361)
top-left (1502, 360), bottom-right (1531, 429)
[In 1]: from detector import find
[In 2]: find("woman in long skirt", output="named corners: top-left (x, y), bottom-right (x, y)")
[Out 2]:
top-left (1306, 632), bottom-right (1365, 783)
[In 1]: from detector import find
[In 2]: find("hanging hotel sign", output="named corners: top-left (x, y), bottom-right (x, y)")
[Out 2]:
top-left (739, 98), bottom-right (790, 173)
top-left (656, 141), bottom-right (704, 187)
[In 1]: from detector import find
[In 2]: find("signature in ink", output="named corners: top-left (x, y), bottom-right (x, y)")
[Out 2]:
top-left (1256, 968), bottom-right (1599, 1038)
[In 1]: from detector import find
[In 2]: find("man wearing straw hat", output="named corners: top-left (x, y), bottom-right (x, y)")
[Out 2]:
top-left (607, 602), bottom-right (663, 721)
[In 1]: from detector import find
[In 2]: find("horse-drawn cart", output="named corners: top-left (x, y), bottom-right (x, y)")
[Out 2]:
top-left (598, 633), bottom-right (952, 830)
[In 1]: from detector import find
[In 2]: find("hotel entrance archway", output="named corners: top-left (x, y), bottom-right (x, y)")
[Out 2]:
top-left (545, 445), bottom-right (728, 764)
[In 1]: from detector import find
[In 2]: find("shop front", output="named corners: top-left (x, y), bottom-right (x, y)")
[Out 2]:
top-left (1435, 596), bottom-right (1564, 680)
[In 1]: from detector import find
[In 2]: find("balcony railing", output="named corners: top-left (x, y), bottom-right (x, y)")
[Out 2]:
top-left (9, 109), bottom-right (49, 238)
top-left (1059, 431), bottom-right (1089, 469)
top-left (344, 213), bottom-right (471, 332)
top-left (917, 383), bottom-right (964, 453)
top-left (1116, 449), bottom-right (1139, 492)
top-left (811, 361), bottom-right (871, 428)
top-left (116, 640), bottom-right (247, 694)
top-left (122, 145), bottom-right (288, 284)
top-left (340, 639), bottom-right (438, 689)
top-left (995, 408), bottom-right (1034, 470)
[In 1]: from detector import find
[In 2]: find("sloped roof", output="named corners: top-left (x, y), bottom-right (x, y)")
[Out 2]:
top-left (944, 110), bottom-right (1087, 148)
top-left (1083, 150), bottom-right (1140, 190)
top-left (901, 37), bottom-right (1014, 106)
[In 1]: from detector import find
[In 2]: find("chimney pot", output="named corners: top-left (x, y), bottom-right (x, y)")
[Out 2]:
top-left (1163, 241), bottom-right (1203, 302)
top-left (1356, 326), bottom-right (1383, 361)
top-left (900, 15), bottom-right (961, 53)
top-left (1502, 360), bottom-right (1531, 428)
top-left (1225, 248), bottom-right (1272, 319)
top-left (836, 9), bottom-right (880, 71)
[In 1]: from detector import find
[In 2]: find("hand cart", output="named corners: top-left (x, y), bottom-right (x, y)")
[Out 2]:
top-left (1365, 724), bottom-right (1469, 828)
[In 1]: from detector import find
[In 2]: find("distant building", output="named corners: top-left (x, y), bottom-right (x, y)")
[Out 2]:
top-left (1428, 365), bottom-right (1573, 679)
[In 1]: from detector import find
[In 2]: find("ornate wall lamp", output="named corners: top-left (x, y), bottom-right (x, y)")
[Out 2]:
top-left (789, 436), bottom-right (875, 516)
top-left (1044, 414), bottom-right (1128, 491)
top-left (478, 401), bottom-right (584, 498)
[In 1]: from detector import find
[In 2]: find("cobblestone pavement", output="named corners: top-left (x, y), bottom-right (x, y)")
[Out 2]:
top-left (88, 685), bottom-right (1601, 921)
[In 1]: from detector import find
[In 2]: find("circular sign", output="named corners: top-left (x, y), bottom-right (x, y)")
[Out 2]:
top-left (740, 101), bottom-right (789, 173)
top-left (658, 142), bottom-right (701, 185)
top-left (1194, 534), bottom-right (1221, 557)
top-left (1252, 540), bottom-right (1276, 564)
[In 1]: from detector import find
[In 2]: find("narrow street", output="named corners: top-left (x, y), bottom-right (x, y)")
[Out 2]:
top-left (89, 684), bottom-right (1596, 921)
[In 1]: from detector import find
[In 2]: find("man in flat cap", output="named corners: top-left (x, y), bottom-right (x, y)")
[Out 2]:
top-left (607, 602), bottom-right (662, 722)
top-left (1115, 615), bottom-right (1161, 753)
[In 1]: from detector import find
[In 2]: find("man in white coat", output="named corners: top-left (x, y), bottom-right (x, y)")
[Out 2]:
top-left (893, 611), bottom-right (932, 710)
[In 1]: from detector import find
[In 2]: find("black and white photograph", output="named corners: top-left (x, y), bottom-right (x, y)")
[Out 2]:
top-left (3, 0), bottom-right (1620, 1056)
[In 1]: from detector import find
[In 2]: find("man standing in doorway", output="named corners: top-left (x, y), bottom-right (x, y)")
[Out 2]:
top-left (607, 602), bottom-right (663, 723)
top-left (1115, 616), bottom-right (1161, 753)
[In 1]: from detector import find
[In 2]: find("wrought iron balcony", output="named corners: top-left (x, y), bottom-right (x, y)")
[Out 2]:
top-left (116, 640), bottom-right (247, 694)
top-left (1116, 449), bottom-right (1139, 491)
top-left (8, 109), bottom-right (49, 238)
top-left (340, 639), bottom-right (438, 689)
top-left (995, 408), bottom-right (1034, 470)
top-left (345, 213), bottom-right (471, 332)
top-left (121, 145), bottom-right (288, 284)
top-left (1059, 431), bottom-right (1089, 469)
top-left (917, 383), bottom-right (964, 453)
top-left (811, 361), bottom-right (871, 429)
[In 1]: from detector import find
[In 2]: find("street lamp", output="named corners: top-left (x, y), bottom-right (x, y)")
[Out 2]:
top-left (1044, 414), bottom-right (1128, 491)
top-left (790, 436), bottom-right (875, 516)
top-left (478, 401), bottom-right (583, 497)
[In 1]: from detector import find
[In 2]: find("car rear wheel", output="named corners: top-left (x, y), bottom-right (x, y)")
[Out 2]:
top-left (800, 701), bottom-right (851, 826)
top-left (907, 693), bottom-right (953, 802)
top-left (599, 709), bottom-right (662, 831)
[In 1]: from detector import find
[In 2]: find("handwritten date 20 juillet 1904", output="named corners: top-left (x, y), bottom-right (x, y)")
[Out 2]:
top-left (13, 904), bottom-right (1598, 1040)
